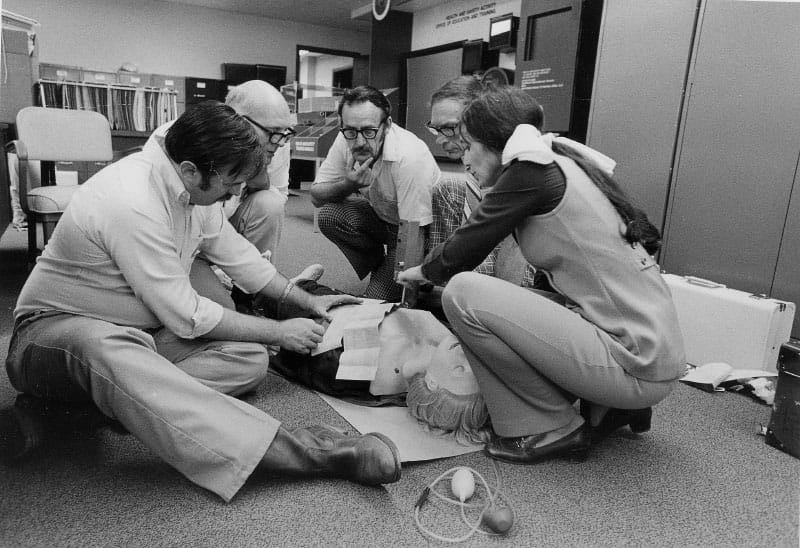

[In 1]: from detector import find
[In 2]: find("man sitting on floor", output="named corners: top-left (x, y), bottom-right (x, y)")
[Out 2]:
top-left (1, 101), bottom-right (401, 502)
top-left (311, 86), bottom-right (440, 301)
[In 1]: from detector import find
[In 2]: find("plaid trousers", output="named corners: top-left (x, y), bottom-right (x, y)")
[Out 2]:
top-left (430, 177), bottom-right (538, 288)
top-left (316, 199), bottom-right (403, 301)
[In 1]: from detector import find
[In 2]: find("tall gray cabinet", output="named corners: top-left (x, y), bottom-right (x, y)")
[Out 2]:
top-left (586, 0), bottom-right (698, 230)
top-left (587, 0), bottom-right (800, 339)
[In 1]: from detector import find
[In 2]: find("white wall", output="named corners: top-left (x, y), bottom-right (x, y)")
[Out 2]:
top-left (313, 54), bottom-right (353, 89)
top-left (3, 0), bottom-right (369, 81)
top-left (411, 0), bottom-right (520, 51)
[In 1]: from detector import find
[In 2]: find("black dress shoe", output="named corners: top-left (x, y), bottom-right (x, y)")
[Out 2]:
top-left (485, 424), bottom-right (591, 464)
top-left (0, 395), bottom-right (124, 465)
top-left (0, 396), bottom-right (47, 464)
top-left (580, 401), bottom-right (652, 442)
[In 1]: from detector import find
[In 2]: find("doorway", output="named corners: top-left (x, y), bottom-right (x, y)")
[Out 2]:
top-left (295, 45), bottom-right (366, 99)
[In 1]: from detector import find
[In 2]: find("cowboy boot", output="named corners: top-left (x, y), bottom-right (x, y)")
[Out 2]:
top-left (261, 425), bottom-right (401, 485)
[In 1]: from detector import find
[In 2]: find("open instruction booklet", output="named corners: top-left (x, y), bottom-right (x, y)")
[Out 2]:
top-left (310, 298), bottom-right (396, 381)
top-left (680, 362), bottom-right (777, 393)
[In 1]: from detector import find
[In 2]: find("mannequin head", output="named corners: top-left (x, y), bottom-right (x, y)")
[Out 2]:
top-left (403, 333), bottom-right (490, 444)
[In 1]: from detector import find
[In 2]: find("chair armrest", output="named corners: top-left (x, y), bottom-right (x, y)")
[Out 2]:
top-left (11, 140), bottom-right (27, 161)
top-left (12, 140), bottom-right (31, 215)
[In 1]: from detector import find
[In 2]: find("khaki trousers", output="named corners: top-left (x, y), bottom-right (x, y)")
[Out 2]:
top-left (441, 272), bottom-right (675, 437)
top-left (5, 311), bottom-right (279, 502)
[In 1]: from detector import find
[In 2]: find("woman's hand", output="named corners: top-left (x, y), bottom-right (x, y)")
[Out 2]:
top-left (307, 293), bottom-right (362, 323)
top-left (396, 265), bottom-right (429, 287)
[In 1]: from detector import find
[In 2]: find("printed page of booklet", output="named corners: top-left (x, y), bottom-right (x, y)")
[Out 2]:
top-left (312, 299), bottom-right (394, 356)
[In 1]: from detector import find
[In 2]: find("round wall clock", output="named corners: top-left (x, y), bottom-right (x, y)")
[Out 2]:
top-left (373, 0), bottom-right (391, 21)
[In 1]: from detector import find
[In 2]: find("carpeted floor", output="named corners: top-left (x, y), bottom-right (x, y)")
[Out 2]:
top-left (0, 191), bottom-right (798, 547)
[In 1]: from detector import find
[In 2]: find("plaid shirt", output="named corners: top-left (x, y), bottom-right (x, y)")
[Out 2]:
top-left (429, 176), bottom-right (538, 287)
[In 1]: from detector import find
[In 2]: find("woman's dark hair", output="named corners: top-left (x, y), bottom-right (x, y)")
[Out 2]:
top-left (165, 100), bottom-right (265, 189)
top-left (430, 75), bottom-right (484, 107)
top-left (461, 87), bottom-right (661, 254)
top-left (337, 85), bottom-right (391, 119)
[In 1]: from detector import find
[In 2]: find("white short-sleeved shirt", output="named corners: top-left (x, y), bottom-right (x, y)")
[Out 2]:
top-left (313, 123), bottom-right (440, 226)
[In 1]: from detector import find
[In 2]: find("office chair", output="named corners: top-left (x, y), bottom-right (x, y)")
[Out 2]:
top-left (14, 106), bottom-right (113, 266)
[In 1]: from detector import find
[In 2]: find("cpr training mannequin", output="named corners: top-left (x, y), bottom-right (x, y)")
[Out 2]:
top-left (402, 332), bottom-right (491, 445)
top-left (271, 280), bottom-right (489, 445)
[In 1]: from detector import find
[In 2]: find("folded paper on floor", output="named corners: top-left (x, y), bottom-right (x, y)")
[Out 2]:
top-left (316, 392), bottom-right (483, 462)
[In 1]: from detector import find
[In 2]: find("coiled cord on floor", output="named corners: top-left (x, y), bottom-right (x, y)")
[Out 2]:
top-left (413, 459), bottom-right (516, 543)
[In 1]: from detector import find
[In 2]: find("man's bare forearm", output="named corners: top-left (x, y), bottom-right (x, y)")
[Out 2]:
top-left (310, 178), bottom-right (358, 206)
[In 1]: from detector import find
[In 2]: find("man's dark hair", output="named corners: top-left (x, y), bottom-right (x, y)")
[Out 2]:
top-left (165, 101), bottom-right (265, 189)
top-left (337, 85), bottom-right (391, 119)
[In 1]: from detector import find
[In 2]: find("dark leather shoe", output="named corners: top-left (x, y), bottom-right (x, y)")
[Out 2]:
top-left (580, 401), bottom-right (652, 442)
top-left (289, 425), bottom-right (402, 485)
top-left (0, 398), bottom-right (45, 464)
top-left (485, 424), bottom-right (591, 464)
top-left (1, 394), bottom-right (124, 464)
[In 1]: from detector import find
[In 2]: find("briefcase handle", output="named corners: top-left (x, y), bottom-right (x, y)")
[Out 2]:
top-left (684, 276), bottom-right (727, 289)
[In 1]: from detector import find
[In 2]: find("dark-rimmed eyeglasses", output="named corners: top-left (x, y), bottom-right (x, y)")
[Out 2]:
top-left (209, 168), bottom-right (247, 188)
top-left (242, 115), bottom-right (296, 145)
top-left (340, 122), bottom-right (384, 140)
top-left (425, 122), bottom-right (459, 137)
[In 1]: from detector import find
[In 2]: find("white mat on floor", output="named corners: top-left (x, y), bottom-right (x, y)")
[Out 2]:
top-left (316, 392), bottom-right (483, 462)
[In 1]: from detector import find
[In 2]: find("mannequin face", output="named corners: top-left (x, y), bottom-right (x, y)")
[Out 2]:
top-left (423, 333), bottom-right (480, 396)
top-left (404, 331), bottom-right (488, 442)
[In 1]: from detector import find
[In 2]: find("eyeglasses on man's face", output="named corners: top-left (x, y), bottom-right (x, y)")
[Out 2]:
top-left (425, 121), bottom-right (459, 137)
top-left (265, 128), bottom-right (296, 146)
top-left (242, 115), bottom-right (296, 145)
top-left (340, 121), bottom-right (384, 140)
top-left (209, 168), bottom-right (247, 189)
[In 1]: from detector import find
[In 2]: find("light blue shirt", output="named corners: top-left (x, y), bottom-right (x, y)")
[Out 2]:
top-left (15, 129), bottom-right (276, 338)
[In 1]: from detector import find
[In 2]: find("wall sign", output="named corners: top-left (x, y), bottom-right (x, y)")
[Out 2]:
top-left (411, 0), bottom-right (518, 52)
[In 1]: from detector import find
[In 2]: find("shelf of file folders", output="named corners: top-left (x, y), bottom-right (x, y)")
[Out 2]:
top-left (37, 78), bottom-right (179, 134)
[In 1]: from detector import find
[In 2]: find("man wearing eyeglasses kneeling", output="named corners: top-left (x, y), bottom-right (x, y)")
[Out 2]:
top-left (311, 86), bottom-right (441, 301)
top-left (170, 80), bottom-right (312, 314)
top-left (223, 80), bottom-right (295, 265)
top-left (426, 76), bottom-right (538, 291)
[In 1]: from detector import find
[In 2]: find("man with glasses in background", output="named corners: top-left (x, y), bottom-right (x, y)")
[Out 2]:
top-left (311, 85), bottom-right (440, 301)
top-left (148, 80), bottom-right (319, 312)
top-left (426, 76), bottom-right (538, 289)
top-left (223, 80), bottom-right (295, 266)
top-left (209, 80), bottom-right (325, 312)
